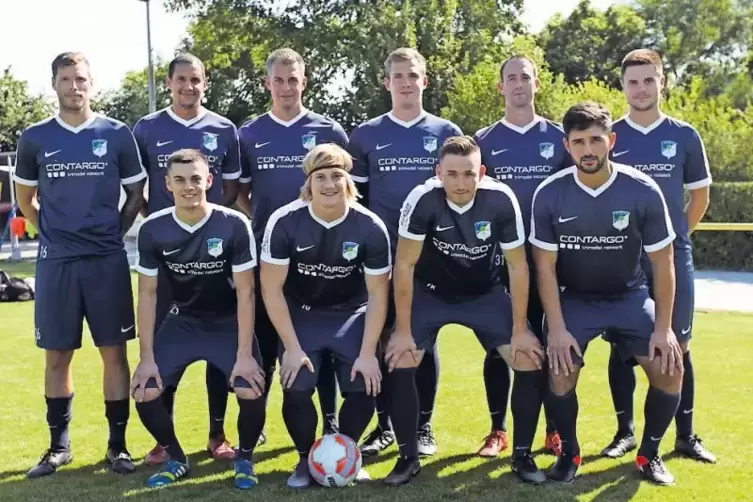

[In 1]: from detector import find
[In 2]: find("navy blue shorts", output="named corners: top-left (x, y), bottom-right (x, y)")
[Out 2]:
top-left (546, 288), bottom-right (655, 366)
top-left (280, 302), bottom-right (367, 393)
top-left (147, 314), bottom-right (262, 390)
top-left (641, 248), bottom-right (695, 342)
top-left (412, 283), bottom-right (513, 352)
top-left (34, 252), bottom-right (135, 350)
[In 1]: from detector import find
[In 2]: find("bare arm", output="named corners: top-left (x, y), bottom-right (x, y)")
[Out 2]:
top-left (121, 180), bottom-right (146, 236)
top-left (502, 244), bottom-right (530, 332)
top-left (137, 274), bottom-right (159, 361)
top-left (647, 243), bottom-right (675, 334)
top-left (236, 183), bottom-right (252, 218)
top-left (221, 179), bottom-right (239, 208)
top-left (533, 247), bottom-right (565, 332)
top-left (685, 186), bottom-right (710, 236)
top-left (362, 271), bottom-right (390, 355)
top-left (260, 261), bottom-right (299, 351)
top-left (233, 268), bottom-right (255, 357)
top-left (393, 237), bottom-right (424, 334)
top-left (14, 184), bottom-right (39, 229)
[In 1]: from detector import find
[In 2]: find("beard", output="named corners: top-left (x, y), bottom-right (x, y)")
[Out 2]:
top-left (575, 154), bottom-right (607, 174)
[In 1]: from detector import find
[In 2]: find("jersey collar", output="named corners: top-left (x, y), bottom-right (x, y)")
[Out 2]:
top-left (622, 113), bottom-right (666, 135)
top-left (307, 202), bottom-right (349, 229)
top-left (166, 106), bottom-right (208, 127)
top-left (387, 110), bottom-right (427, 128)
top-left (54, 113), bottom-right (98, 134)
top-left (170, 205), bottom-right (214, 233)
top-left (267, 108), bottom-right (308, 127)
top-left (446, 198), bottom-right (475, 214)
top-left (572, 163), bottom-right (619, 198)
top-left (500, 115), bottom-right (543, 135)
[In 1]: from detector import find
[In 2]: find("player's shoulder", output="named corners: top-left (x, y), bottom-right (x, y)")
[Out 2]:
top-left (662, 114), bottom-right (703, 139)
top-left (267, 199), bottom-right (309, 226)
top-left (423, 112), bottom-right (462, 135)
top-left (139, 207), bottom-right (175, 234)
top-left (537, 117), bottom-right (565, 136)
top-left (403, 176), bottom-right (444, 206)
top-left (135, 107), bottom-right (168, 127)
top-left (350, 202), bottom-right (388, 229)
top-left (19, 115), bottom-right (57, 140)
top-left (205, 109), bottom-right (235, 126)
top-left (88, 113), bottom-right (129, 132)
top-left (473, 120), bottom-right (502, 140)
top-left (614, 162), bottom-right (663, 192)
top-left (303, 110), bottom-right (341, 128)
top-left (209, 203), bottom-right (251, 226)
top-left (533, 166), bottom-right (577, 197)
top-left (477, 175), bottom-right (518, 200)
top-left (353, 113), bottom-right (390, 132)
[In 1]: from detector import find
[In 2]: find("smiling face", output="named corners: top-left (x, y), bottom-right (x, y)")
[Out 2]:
top-left (309, 167), bottom-right (350, 209)
top-left (166, 157), bottom-right (213, 210)
top-left (167, 62), bottom-right (206, 111)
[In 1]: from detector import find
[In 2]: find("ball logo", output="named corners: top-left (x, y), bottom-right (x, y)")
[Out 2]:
top-left (539, 142), bottom-right (554, 160)
top-left (302, 132), bottom-right (317, 151)
top-left (474, 220), bottom-right (491, 241)
top-left (612, 210), bottom-right (630, 231)
top-left (203, 132), bottom-right (218, 152)
top-left (342, 241), bottom-right (358, 261)
top-left (423, 136), bottom-right (438, 153)
top-left (661, 140), bottom-right (677, 159)
top-left (207, 237), bottom-right (224, 257)
top-left (92, 139), bottom-right (107, 158)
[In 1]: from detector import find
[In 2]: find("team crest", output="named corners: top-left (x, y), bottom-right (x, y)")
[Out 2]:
top-left (92, 139), bottom-right (107, 158)
top-left (423, 136), bottom-right (438, 153)
top-left (207, 237), bottom-right (224, 257)
top-left (612, 211), bottom-right (630, 231)
top-left (203, 132), bottom-right (218, 152)
top-left (661, 140), bottom-right (677, 159)
top-left (302, 132), bottom-right (317, 151)
top-left (539, 142), bottom-right (554, 160)
top-left (342, 241), bottom-right (359, 261)
top-left (474, 221), bottom-right (491, 241)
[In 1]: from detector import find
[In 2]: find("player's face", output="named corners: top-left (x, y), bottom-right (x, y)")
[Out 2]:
top-left (498, 58), bottom-right (538, 108)
top-left (53, 63), bottom-right (93, 112)
top-left (166, 161), bottom-right (213, 209)
top-left (167, 63), bottom-right (206, 110)
top-left (310, 167), bottom-right (348, 209)
top-left (384, 60), bottom-right (427, 111)
top-left (266, 62), bottom-right (307, 111)
top-left (622, 64), bottom-right (664, 112)
top-left (437, 152), bottom-right (486, 206)
top-left (564, 126), bottom-right (616, 175)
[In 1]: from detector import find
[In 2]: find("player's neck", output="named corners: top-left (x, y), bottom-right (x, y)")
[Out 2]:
top-left (271, 104), bottom-right (304, 123)
top-left (576, 162), bottom-right (613, 190)
top-left (390, 106), bottom-right (424, 123)
top-left (58, 106), bottom-right (94, 128)
top-left (627, 107), bottom-right (662, 127)
top-left (175, 203), bottom-right (210, 226)
top-left (310, 200), bottom-right (348, 223)
top-left (171, 104), bottom-right (204, 121)
top-left (503, 106), bottom-right (536, 127)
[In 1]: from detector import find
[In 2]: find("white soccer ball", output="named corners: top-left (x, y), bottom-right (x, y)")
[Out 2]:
top-left (308, 433), bottom-right (362, 487)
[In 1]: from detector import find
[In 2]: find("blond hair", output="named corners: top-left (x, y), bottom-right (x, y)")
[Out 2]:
top-left (299, 143), bottom-right (360, 202)
top-left (384, 47), bottom-right (427, 77)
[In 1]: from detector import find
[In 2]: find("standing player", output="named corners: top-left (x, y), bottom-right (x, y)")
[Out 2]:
top-left (131, 149), bottom-right (266, 489)
top-left (384, 136), bottom-right (548, 486)
top-left (14, 52), bottom-right (145, 478)
top-left (236, 48), bottom-right (348, 438)
top-left (133, 53), bottom-right (242, 465)
top-left (260, 143), bottom-right (390, 488)
top-left (349, 47), bottom-right (462, 458)
top-left (531, 102), bottom-right (684, 485)
top-left (473, 54), bottom-right (567, 458)
top-left (601, 49), bottom-right (716, 463)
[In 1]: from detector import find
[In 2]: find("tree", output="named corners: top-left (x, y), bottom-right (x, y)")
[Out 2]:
top-left (0, 68), bottom-right (53, 152)
top-left (92, 62), bottom-right (171, 127)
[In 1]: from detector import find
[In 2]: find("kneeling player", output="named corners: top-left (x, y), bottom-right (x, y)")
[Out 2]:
top-left (260, 143), bottom-right (391, 488)
top-left (131, 150), bottom-right (266, 489)
top-left (530, 102), bottom-right (684, 485)
top-left (385, 136), bottom-right (548, 486)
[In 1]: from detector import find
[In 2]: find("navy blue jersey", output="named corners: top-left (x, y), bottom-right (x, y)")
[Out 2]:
top-left (348, 112), bottom-right (462, 251)
top-left (133, 107), bottom-right (241, 214)
top-left (238, 110), bottom-right (348, 239)
top-left (611, 115), bottom-right (711, 251)
top-left (136, 204), bottom-right (256, 318)
top-left (399, 176), bottom-right (525, 300)
top-left (14, 114), bottom-right (146, 260)
top-left (530, 163), bottom-right (676, 297)
top-left (474, 116), bottom-right (572, 233)
top-left (261, 200), bottom-right (391, 311)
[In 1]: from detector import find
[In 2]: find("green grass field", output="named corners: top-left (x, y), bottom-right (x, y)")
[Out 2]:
top-left (1, 259), bottom-right (752, 501)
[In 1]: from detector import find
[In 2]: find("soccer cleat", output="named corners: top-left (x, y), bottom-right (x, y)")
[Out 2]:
top-left (355, 468), bottom-right (371, 483)
top-left (287, 457), bottom-right (312, 489)
top-left (106, 446), bottom-right (136, 474)
top-left (546, 452), bottom-right (581, 483)
top-left (145, 459), bottom-right (189, 488)
top-left (600, 433), bottom-right (637, 458)
top-left (636, 454), bottom-right (675, 485)
top-left (359, 427), bottom-right (395, 457)
top-left (233, 458), bottom-right (258, 489)
top-left (27, 448), bottom-right (72, 479)
top-left (145, 444), bottom-right (168, 466)
top-left (511, 453), bottom-right (547, 485)
top-left (477, 430), bottom-right (509, 458)
top-left (207, 436), bottom-right (237, 461)
top-left (544, 431), bottom-right (562, 456)
top-left (257, 429), bottom-right (267, 446)
top-left (675, 434), bottom-right (717, 463)
top-left (416, 423), bottom-right (438, 456)
top-left (384, 456), bottom-right (421, 486)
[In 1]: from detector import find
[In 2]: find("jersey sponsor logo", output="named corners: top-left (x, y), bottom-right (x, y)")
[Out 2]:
top-left (166, 260), bottom-right (226, 275)
top-left (297, 262), bottom-right (357, 279)
top-left (539, 142), bottom-right (554, 160)
top-left (44, 149), bottom-right (61, 158)
top-left (474, 221), bottom-right (491, 241)
top-left (44, 161), bottom-right (107, 178)
top-left (257, 154), bottom-right (307, 170)
top-left (423, 136), bottom-right (438, 153)
top-left (342, 241), bottom-right (359, 261)
top-left (661, 140), bottom-right (677, 159)
top-left (493, 164), bottom-right (553, 180)
top-left (559, 234), bottom-right (629, 250)
top-left (377, 156), bottom-right (436, 172)
top-left (432, 238), bottom-right (493, 260)
top-left (92, 139), bottom-right (107, 158)
top-left (612, 211), bottom-right (630, 231)
top-left (302, 132), bottom-right (316, 151)
top-left (207, 237), bottom-right (224, 257)
top-left (203, 132), bottom-right (219, 152)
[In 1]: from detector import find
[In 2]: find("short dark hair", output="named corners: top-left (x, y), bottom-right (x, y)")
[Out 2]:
top-left (499, 54), bottom-right (538, 80)
top-left (166, 149), bottom-right (209, 171)
top-left (439, 135), bottom-right (481, 160)
top-left (562, 101), bottom-right (613, 136)
top-left (168, 53), bottom-right (206, 78)
top-left (51, 52), bottom-right (89, 80)
top-left (621, 48), bottom-right (663, 76)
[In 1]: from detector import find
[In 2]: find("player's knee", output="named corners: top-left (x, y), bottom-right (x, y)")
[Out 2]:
top-left (234, 387), bottom-right (259, 400)
top-left (98, 344), bottom-right (129, 368)
top-left (45, 350), bottom-right (74, 374)
top-left (549, 371), bottom-right (576, 396)
top-left (139, 387), bottom-right (162, 403)
top-left (393, 349), bottom-right (422, 369)
top-left (508, 351), bottom-right (539, 372)
top-left (679, 340), bottom-right (690, 353)
top-left (643, 359), bottom-right (683, 393)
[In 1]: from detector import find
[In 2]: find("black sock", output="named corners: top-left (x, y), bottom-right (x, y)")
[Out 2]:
top-left (675, 352), bottom-right (694, 438)
top-left (389, 368), bottom-right (419, 458)
top-left (237, 397), bottom-right (266, 460)
top-left (105, 399), bottom-right (129, 450)
top-left (375, 358), bottom-right (393, 432)
top-left (511, 370), bottom-right (545, 458)
top-left (608, 345), bottom-right (636, 435)
top-left (638, 386), bottom-right (681, 459)
top-left (135, 398), bottom-right (186, 463)
top-left (282, 389), bottom-right (317, 457)
top-left (162, 387), bottom-right (176, 422)
top-left (46, 394), bottom-right (73, 451)
top-left (339, 392), bottom-right (375, 444)
top-left (483, 351), bottom-right (510, 431)
top-left (316, 355), bottom-right (339, 432)
top-left (548, 389), bottom-right (580, 456)
top-left (206, 364), bottom-right (229, 439)
top-left (416, 347), bottom-right (439, 429)
top-left (544, 397), bottom-right (557, 434)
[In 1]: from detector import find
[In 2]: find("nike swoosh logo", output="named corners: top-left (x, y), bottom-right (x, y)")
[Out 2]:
top-left (436, 225), bottom-right (454, 232)
top-left (156, 141), bottom-right (173, 147)
top-left (558, 216), bottom-right (578, 223)
top-left (492, 148), bottom-right (508, 155)
top-left (296, 245), bottom-right (315, 252)
top-left (44, 150), bottom-right (61, 158)
top-left (163, 249), bottom-right (180, 256)
top-left (682, 409), bottom-right (693, 414)
top-left (121, 325), bottom-right (134, 333)
top-left (375, 143), bottom-right (391, 150)
top-left (255, 141), bottom-right (270, 148)
top-left (613, 150), bottom-right (629, 157)
top-left (681, 327), bottom-right (691, 334)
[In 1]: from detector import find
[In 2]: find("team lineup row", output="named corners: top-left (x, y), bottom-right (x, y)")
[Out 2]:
top-left (13, 45), bottom-right (716, 490)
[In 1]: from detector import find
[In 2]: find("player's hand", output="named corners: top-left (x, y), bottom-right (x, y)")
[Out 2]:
top-left (649, 328), bottom-right (683, 376)
top-left (351, 354), bottom-right (382, 396)
top-left (280, 347), bottom-right (314, 389)
top-left (547, 328), bottom-right (581, 377)
top-left (385, 331), bottom-right (418, 372)
top-left (510, 327), bottom-right (545, 369)
top-left (230, 355), bottom-right (266, 398)
top-left (130, 359), bottom-right (161, 402)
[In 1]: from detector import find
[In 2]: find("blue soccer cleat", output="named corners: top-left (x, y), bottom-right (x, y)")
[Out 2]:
top-left (145, 459), bottom-right (189, 488)
top-left (233, 457), bottom-right (258, 489)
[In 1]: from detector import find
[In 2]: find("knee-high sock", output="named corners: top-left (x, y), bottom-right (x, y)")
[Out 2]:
top-left (338, 392), bottom-right (375, 444)
top-left (282, 389), bottom-right (317, 457)
top-left (206, 363), bottom-right (230, 438)
top-left (237, 397), bottom-right (266, 459)
top-left (638, 386), bottom-right (681, 459)
top-left (483, 351), bottom-right (510, 431)
top-left (511, 370), bottom-right (545, 457)
top-left (389, 368), bottom-right (419, 458)
top-left (416, 346), bottom-right (439, 429)
top-left (548, 389), bottom-right (580, 456)
top-left (608, 345), bottom-right (636, 435)
top-left (674, 351), bottom-right (695, 437)
top-left (136, 398), bottom-right (186, 463)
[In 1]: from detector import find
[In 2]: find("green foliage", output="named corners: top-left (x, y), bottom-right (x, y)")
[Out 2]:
top-left (0, 68), bottom-right (52, 152)
top-left (92, 62), bottom-right (171, 128)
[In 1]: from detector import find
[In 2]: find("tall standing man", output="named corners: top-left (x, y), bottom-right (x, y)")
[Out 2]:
top-left (14, 52), bottom-right (146, 478)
